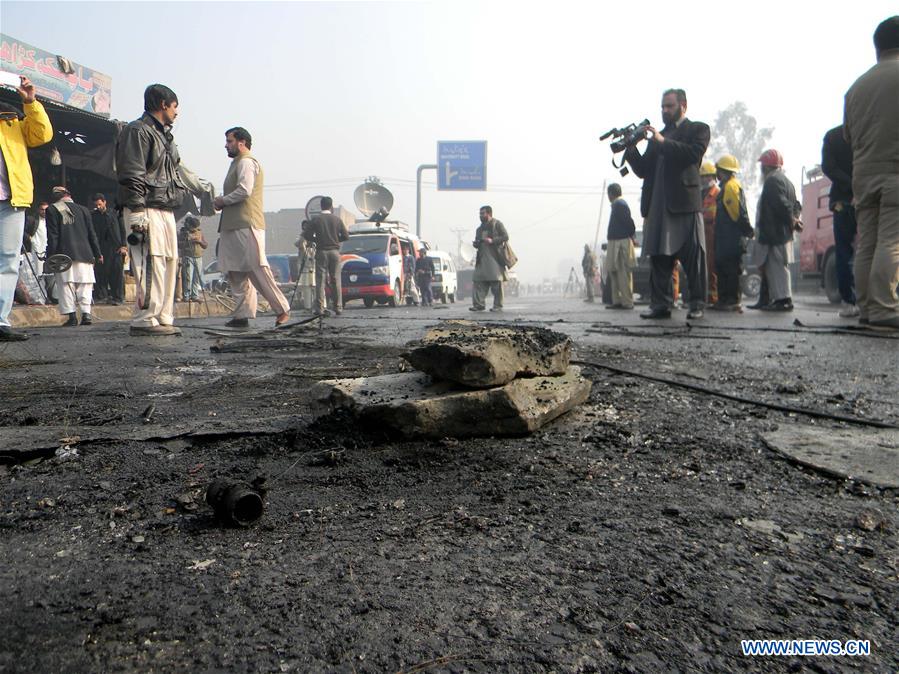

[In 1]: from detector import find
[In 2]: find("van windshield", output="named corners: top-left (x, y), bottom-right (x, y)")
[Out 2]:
top-left (341, 235), bottom-right (389, 254)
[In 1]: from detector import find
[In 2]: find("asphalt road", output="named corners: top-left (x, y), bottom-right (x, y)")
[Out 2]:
top-left (1, 290), bottom-right (896, 673)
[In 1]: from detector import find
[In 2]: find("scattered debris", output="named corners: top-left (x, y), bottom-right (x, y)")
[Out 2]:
top-left (54, 445), bottom-right (79, 462)
top-left (736, 518), bottom-right (804, 545)
top-left (188, 559), bottom-right (216, 571)
top-left (855, 508), bottom-right (887, 532)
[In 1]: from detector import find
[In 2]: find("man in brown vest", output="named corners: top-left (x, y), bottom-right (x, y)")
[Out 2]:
top-left (213, 127), bottom-right (290, 328)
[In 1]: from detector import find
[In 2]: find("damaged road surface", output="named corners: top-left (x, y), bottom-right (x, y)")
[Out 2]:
top-left (1, 296), bottom-right (897, 673)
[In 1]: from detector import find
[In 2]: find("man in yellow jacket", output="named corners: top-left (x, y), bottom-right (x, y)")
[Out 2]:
top-left (711, 155), bottom-right (754, 310)
top-left (0, 76), bottom-right (53, 341)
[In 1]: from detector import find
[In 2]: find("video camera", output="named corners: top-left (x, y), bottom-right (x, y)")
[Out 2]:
top-left (599, 119), bottom-right (651, 154)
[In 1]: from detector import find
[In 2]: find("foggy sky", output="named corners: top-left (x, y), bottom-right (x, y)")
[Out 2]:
top-left (3, 1), bottom-right (894, 282)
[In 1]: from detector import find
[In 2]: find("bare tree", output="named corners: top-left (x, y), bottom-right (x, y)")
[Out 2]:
top-left (707, 102), bottom-right (774, 195)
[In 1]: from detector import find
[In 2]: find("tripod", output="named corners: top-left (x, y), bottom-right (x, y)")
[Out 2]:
top-left (20, 247), bottom-right (48, 304)
top-left (288, 243), bottom-right (315, 310)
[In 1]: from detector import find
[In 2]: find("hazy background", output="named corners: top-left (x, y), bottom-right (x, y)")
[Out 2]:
top-left (3, 1), bottom-right (895, 282)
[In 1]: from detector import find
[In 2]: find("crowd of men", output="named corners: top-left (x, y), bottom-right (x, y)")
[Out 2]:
top-left (0, 16), bottom-right (896, 341)
top-left (580, 16), bottom-right (898, 329)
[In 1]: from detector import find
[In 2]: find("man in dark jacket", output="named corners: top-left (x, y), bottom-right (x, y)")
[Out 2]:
top-left (46, 186), bottom-right (102, 326)
top-left (415, 248), bottom-right (436, 307)
top-left (303, 196), bottom-right (349, 316)
top-left (605, 183), bottom-right (637, 309)
top-left (822, 126), bottom-right (858, 317)
top-left (624, 89), bottom-right (710, 319)
top-left (753, 149), bottom-right (800, 311)
top-left (116, 84), bottom-right (187, 336)
top-left (91, 193), bottom-right (126, 305)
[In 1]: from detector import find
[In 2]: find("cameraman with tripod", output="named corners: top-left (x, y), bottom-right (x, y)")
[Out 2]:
top-left (622, 89), bottom-right (710, 319)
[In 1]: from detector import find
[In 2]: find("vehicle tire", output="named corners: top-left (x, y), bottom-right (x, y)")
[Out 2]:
top-left (449, 292), bottom-right (455, 303)
top-left (823, 253), bottom-right (841, 304)
top-left (741, 273), bottom-right (761, 299)
top-left (363, 297), bottom-right (374, 308)
top-left (440, 291), bottom-right (447, 304)
top-left (388, 281), bottom-right (400, 307)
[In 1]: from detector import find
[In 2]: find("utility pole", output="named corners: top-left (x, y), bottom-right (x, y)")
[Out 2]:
top-left (592, 179), bottom-right (607, 253)
top-left (416, 164), bottom-right (438, 238)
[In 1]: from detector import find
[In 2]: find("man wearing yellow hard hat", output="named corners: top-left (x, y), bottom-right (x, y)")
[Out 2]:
top-left (701, 161), bottom-right (720, 305)
top-left (711, 155), bottom-right (754, 310)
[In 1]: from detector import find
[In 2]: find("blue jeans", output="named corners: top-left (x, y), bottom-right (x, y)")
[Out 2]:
top-left (418, 273), bottom-right (433, 305)
top-left (833, 203), bottom-right (857, 305)
top-left (0, 201), bottom-right (25, 327)
top-left (181, 256), bottom-right (204, 299)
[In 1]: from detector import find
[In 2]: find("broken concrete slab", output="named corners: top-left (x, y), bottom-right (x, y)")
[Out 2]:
top-left (0, 415), bottom-right (298, 462)
top-left (313, 366), bottom-right (591, 438)
top-left (762, 425), bottom-right (899, 489)
top-left (403, 320), bottom-right (572, 388)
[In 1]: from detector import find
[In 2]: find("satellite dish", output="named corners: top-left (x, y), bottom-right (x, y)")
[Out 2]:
top-left (305, 195), bottom-right (325, 220)
top-left (459, 242), bottom-right (475, 265)
top-left (354, 181), bottom-right (394, 219)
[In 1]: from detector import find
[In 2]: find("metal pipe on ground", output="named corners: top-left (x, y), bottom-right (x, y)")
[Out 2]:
top-left (205, 481), bottom-right (265, 526)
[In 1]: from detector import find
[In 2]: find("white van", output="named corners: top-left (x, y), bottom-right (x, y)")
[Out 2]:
top-left (427, 250), bottom-right (457, 303)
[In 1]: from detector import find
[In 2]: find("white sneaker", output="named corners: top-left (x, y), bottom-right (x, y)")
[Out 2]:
top-left (839, 302), bottom-right (860, 318)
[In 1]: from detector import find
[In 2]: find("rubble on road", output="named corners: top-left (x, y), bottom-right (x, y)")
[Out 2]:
top-left (402, 320), bottom-right (572, 387)
top-left (313, 366), bottom-right (591, 438)
top-left (313, 321), bottom-right (589, 438)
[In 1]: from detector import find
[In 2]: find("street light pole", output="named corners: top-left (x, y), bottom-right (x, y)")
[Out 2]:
top-left (592, 179), bottom-right (608, 252)
top-left (416, 163), bottom-right (437, 238)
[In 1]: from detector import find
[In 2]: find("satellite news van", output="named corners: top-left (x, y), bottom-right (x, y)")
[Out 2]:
top-left (338, 180), bottom-right (426, 308)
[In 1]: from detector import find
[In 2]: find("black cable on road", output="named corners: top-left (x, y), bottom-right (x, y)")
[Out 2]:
top-left (571, 359), bottom-right (899, 430)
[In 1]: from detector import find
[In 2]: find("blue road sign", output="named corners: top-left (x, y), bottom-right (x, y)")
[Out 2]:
top-left (437, 141), bottom-right (487, 191)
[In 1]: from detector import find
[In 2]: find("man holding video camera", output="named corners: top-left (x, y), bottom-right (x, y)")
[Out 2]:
top-left (623, 89), bottom-right (710, 319)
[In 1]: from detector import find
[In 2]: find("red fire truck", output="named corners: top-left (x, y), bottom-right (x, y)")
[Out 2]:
top-left (799, 167), bottom-right (841, 303)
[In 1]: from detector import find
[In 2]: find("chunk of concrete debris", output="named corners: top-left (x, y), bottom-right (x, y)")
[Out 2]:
top-left (762, 426), bottom-right (899, 489)
top-left (312, 367), bottom-right (591, 438)
top-left (402, 320), bottom-right (571, 388)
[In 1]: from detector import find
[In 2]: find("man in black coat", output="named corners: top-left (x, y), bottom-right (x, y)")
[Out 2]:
top-left (821, 126), bottom-right (858, 317)
top-left (46, 186), bottom-right (102, 326)
top-left (91, 192), bottom-right (127, 305)
top-left (624, 89), bottom-right (710, 319)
